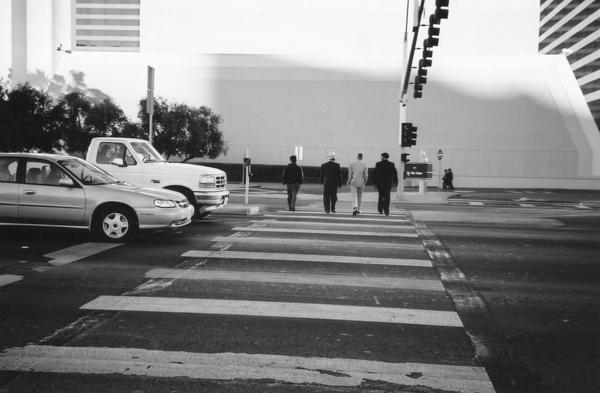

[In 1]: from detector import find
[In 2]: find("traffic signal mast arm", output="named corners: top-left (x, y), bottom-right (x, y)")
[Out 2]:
top-left (400, 0), bottom-right (426, 103)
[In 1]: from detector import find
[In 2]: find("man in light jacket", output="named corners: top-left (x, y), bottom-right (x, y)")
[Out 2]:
top-left (347, 153), bottom-right (368, 215)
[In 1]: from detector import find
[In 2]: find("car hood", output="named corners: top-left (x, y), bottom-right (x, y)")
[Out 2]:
top-left (101, 182), bottom-right (186, 200)
top-left (145, 162), bottom-right (225, 176)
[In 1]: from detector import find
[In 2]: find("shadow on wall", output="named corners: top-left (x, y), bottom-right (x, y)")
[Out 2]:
top-left (211, 54), bottom-right (403, 169)
top-left (11, 68), bottom-right (111, 103)
top-left (206, 53), bottom-right (596, 182)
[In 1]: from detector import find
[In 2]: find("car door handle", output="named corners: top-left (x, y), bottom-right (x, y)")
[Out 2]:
top-left (24, 190), bottom-right (36, 195)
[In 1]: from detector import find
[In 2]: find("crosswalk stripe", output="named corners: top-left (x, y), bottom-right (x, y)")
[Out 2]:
top-left (264, 214), bottom-right (411, 223)
top-left (0, 345), bottom-right (495, 392)
top-left (80, 296), bottom-right (463, 327)
top-left (468, 202), bottom-right (484, 206)
top-left (181, 250), bottom-right (432, 267)
top-left (279, 210), bottom-right (409, 217)
top-left (232, 227), bottom-right (419, 238)
top-left (210, 236), bottom-right (425, 250)
top-left (519, 203), bottom-right (535, 208)
top-left (0, 274), bottom-right (23, 287)
top-left (44, 242), bottom-right (121, 266)
top-left (251, 220), bottom-right (416, 231)
top-left (145, 268), bottom-right (445, 291)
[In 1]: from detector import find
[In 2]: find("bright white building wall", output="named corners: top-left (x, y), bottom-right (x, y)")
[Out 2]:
top-left (1, 0), bottom-right (599, 189)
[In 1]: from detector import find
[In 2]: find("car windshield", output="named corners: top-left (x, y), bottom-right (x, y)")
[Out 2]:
top-left (58, 157), bottom-right (118, 185)
top-left (131, 141), bottom-right (165, 163)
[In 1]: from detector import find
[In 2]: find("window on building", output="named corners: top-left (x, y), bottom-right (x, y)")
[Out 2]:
top-left (73, 0), bottom-right (140, 51)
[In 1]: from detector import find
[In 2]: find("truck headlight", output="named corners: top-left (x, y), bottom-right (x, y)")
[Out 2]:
top-left (199, 175), bottom-right (215, 187)
top-left (154, 199), bottom-right (177, 208)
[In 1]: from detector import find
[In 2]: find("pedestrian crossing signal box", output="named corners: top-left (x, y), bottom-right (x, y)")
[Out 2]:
top-left (404, 163), bottom-right (433, 179)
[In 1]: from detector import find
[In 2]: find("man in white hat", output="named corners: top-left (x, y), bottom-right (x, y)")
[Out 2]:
top-left (320, 152), bottom-right (342, 213)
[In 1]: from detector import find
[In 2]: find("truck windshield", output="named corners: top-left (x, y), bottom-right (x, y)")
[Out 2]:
top-left (131, 141), bottom-right (165, 163)
top-left (59, 158), bottom-right (118, 185)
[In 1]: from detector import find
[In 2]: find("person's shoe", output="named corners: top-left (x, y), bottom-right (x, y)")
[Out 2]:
top-left (291, 207), bottom-right (295, 211)
top-left (357, 210), bottom-right (360, 215)
top-left (385, 211), bottom-right (390, 216)
top-left (352, 209), bottom-right (358, 216)
top-left (378, 210), bottom-right (383, 214)
top-left (325, 209), bottom-right (330, 214)
top-left (331, 207), bottom-right (336, 213)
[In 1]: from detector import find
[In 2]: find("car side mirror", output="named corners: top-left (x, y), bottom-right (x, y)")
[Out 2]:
top-left (58, 177), bottom-right (74, 187)
top-left (111, 158), bottom-right (126, 167)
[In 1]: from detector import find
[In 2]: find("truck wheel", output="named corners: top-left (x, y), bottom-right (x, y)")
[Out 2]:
top-left (93, 207), bottom-right (136, 242)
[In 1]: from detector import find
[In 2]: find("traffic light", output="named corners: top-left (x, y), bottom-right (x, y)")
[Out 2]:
top-left (401, 123), bottom-right (418, 147)
top-left (432, 0), bottom-right (449, 25)
top-left (419, 58), bottom-right (432, 68)
top-left (401, 153), bottom-right (411, 163)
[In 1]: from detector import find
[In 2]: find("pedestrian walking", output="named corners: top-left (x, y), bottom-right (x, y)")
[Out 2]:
top-left (347, 153), bottom-right (368, 215)
top-left (320, 152), bottom-right (342, 213)
top-left (442, 169), bottom-right (449, 190)
top-left (446, 168), bottom-right (455, 190)
top-left (374, 152), bottom-right (398, 216)
top-left (282, 155), bottom-right (304, 211)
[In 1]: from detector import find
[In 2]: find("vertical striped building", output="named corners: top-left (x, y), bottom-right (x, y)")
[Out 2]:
top-left (539, 0), bottom-right (600, 131)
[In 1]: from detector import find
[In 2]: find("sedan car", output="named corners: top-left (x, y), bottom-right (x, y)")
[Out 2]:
top-left (0, 153), bottom-right (194, 242)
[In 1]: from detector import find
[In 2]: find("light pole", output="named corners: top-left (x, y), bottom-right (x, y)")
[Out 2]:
top-left (437, 149), bottom-right (443, 190)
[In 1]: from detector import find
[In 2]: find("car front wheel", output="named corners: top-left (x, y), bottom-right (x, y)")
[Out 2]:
top-left (94, 207), bottom-right (136, 242)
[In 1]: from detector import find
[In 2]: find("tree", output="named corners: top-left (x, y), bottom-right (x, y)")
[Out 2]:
top-left (0, 83), bottom-right (62, 152)
top-left (138, 98), bottom-right (227, 161)
top-left (57, 93), bottom-right (128, 155)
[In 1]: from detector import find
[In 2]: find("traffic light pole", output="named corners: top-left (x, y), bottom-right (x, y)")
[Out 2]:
top-left (398, 0), bottom-right (425, 198)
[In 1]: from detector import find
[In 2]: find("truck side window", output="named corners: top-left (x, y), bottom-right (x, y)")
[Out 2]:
top-left (96, 142), bottom-right (136, 166)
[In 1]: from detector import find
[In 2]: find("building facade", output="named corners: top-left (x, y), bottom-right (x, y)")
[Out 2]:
top-left (539, 0), bottom-right (600, 132)
top-left (1, 0), bottom-right (599, 189)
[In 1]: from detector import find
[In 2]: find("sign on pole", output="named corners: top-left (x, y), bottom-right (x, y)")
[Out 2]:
top-left (147, 66), bottom-right (155, 144)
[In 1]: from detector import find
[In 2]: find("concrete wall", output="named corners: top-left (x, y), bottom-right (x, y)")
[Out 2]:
top-left (1, 0), bottom-right (599, 189)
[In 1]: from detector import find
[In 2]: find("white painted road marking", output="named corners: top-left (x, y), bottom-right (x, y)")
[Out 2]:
top-left (210, 236), bottom-right (424, 250)
top-left (145, 268), bottom-right (445, 291)
top-left (233, 226), bottom-right (419, 238)
top-left (250, 220), bottom-right (416, 231)
top-left (0, 274), bottom-right (23, 287)
top-left (263, 214), bottom-right (411, 223)
top-left (181, 250), bottom-right (433, 267)
top-left (0, 345), bottom-right (495, 392)
top-left (81, 296), bottom-right (463, 327)
top-left (519, 203), bottom-right (535, 208)
top-left (277, 210), bottom-right (409, 218)
top-left (44, 242), bottom-right (121, 266)
top-left (468, 202), bottom-right (484, 206)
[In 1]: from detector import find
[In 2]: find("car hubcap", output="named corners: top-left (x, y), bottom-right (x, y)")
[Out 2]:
top-left (102, 212), bottom-right (129, 239)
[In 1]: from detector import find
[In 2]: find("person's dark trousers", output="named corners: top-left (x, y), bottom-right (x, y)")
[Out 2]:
top-left (286, 183), bottom-right (300, 210)
top-left (377, 189), bottom-right (391, 215)
top-left (323, 185), bottom-right (338, 212)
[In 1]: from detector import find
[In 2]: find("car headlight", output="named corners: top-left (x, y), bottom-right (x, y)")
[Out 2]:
top-left (199, 175), bottom-right (215, 187)
top-left (154, 199), bottom-right (177, 208)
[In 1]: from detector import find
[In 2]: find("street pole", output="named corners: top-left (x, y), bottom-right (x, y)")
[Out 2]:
top-left (437, 149), bottom-right (444, 190)
top-left (147, 66), bottom-right (155, 145)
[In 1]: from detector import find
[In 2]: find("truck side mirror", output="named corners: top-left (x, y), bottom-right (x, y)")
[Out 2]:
top-left (111, 158), bottom-right (126, 167)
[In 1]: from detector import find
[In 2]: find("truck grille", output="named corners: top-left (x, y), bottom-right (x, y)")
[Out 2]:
top-left (215, 175), bottom-right (226, 189)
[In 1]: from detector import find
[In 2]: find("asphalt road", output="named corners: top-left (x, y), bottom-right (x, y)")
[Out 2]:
top-left (0, 187), bottom-right (598, 392)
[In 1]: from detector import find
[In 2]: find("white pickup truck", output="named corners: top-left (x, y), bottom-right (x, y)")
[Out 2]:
top-left (86, 137), bottom-right (229, 218)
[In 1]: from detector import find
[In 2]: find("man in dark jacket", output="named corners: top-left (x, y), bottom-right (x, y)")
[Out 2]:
top-left (374, 152), bottom-right (398, 216)
top-left (320, 152), bottom-right (342, 213)
top-left (282, 155), bottom-right (304, 211)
